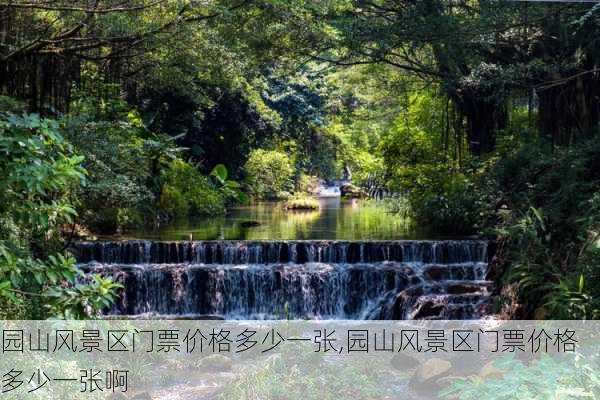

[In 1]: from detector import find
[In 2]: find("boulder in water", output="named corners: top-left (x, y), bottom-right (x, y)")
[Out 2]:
top-left (435, 376), bottom-right (466, 399)
top-left (411, 297), bottom-right (446, 319)
top-left (340, 183), bottom-right (367, 199)
top-left (388, 287), bottom-right (424, 319)
top-left (240, 220), bottom-right (261, 228)
top-left (409, 358), bottom-right (452, 393)
top-left (283, 197), bottom-right (320, 210)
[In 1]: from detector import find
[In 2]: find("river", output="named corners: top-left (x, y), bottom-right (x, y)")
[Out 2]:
top-left (129, 197), bottom-right (425, 241)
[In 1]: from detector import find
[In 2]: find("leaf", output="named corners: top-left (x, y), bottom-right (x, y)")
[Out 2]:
top-left (46, 271), bottom-right (58, 284)
top-left (237, 192), bottom-right (250, 204)
top-left (225, 180), bottom-right (241, 189)
top-left (33, 271), bottom-right (44, 285)
top-left (211, 164), bottom-right (228, 182)
top-left (530, 206), bottom-right (546, 232)
top-left (168, 133), bottom-right (187, 142)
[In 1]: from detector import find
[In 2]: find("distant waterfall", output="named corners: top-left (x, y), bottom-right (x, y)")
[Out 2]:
top-left (73, 240), bottom-right (493, 320)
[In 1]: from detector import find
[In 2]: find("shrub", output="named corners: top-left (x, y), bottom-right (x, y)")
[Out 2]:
top-left (410, 172), bottom-right (490, 235)
top-left (244, 149), bottom-right (294, 199)
top-left (158, 159), bottom-right (225, 219)
top-left (296, 174), bottom-right (321, 194)
top-left (489, 137), bottom-right (600, 319)
top-left (377, 93), bottom-right (492, 235)
top-left (62, 116), bottom-right (154, 233)
top-left (0, 112), bottom-right (119, 318)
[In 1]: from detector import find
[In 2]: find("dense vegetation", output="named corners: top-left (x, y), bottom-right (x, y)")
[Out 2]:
top-left (0, 0), bottom-right (598, 319)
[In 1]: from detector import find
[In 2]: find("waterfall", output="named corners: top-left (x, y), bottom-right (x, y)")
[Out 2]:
top-left (73, 240), bottom-right (492, 320)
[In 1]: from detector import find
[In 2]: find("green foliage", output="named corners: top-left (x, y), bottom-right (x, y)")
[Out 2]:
top-left (320, 65), bottom-right (396, 183)
top-left (244, 149), bottom-right (295, 200)
top-left (210, 164), bottom-right (249, 204)
top-left (413, 172), bottom-right (489, 235)
top-left (62, 113), bottom-right (154, 233)
top-left (295, 174), bottom-right (322, 194)
top-left (0, 114), bottom-right (84, 229)
top-left (488, 135), bottom-right (600, 319)
top-left (440, 353), bottom-right (600, 399)
top-left (158, 159), bottom-right (226, 219)
top-left (379, 89), bottom-right (485, 235)
top-left (46, 274), bottom-right (122, 319)
top-left (0, 95), bottom-right (26, 114)
top-left (0, 112), bottom-right (119, 319)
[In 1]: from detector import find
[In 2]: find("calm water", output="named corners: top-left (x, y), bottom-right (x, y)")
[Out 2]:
top-left (129, 198), bottom-right (425, 240)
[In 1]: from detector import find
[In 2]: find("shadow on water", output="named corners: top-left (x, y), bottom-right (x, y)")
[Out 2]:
top-left (128, 198), bottom-right (430, 240)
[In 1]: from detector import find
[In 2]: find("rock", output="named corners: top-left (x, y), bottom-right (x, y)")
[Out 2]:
top-left (478, 361), bottom-right (505, 380)
top-left (411, 298), bottom-right (446, 319)
top-left (409, 358), bottom-right (452, 393)
top-left (340, 183), bottom-right (367, 199)
top-left (240, 220), bottom-right (261, 228)
top-left (387, 287), bottom-right (424, 319)
top-left (284, 197), bottom-right (320, 210)
top-left (198, 354), bottom-right (233, 372)
top-left (446, 283), bottom-right (484, 295)
top-left (423, 266), bottom-right (448, 281)
top-left (131, 393), bottom-right (153, 400)
top-left (390, 352), bottom-right (419, 370)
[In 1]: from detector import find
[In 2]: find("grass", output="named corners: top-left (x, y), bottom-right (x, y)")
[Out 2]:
top-left (283, 196), bottom-right (320, 210)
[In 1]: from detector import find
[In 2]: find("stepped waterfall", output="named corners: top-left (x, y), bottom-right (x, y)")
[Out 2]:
top-left (73, 240), bottom-right (493, 320)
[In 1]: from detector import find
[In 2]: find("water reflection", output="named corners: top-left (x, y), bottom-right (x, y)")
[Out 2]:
top-left (131, 198), bottom-right (421, 240)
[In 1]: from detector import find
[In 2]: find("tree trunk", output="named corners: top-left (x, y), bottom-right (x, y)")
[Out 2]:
top-left (537, 73), bottom-right (600, 147)
top-left (451, 93), bottom-right (507, 156)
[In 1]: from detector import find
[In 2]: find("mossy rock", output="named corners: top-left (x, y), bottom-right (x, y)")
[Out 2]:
top-left (340, 183), bottom-right (367, 199)
top-left (284, 197), bottom-right (320, 210)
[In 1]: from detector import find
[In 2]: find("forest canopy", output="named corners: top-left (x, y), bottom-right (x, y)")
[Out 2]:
top-left (0, 0), bottom-right (599, 319)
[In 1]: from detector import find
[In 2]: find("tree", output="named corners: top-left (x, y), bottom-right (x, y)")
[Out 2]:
top-left (293, 0), bottom-right (600, 154)
top-left (0, 0), bottom-right (253, 112)
top-left (0, 112), bottom-right (119, 318)
top-left (244, 148), bottom-right (294, 199)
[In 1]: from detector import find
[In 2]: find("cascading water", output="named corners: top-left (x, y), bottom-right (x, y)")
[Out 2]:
top-left (73, 240), bottom-right (493, 320)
